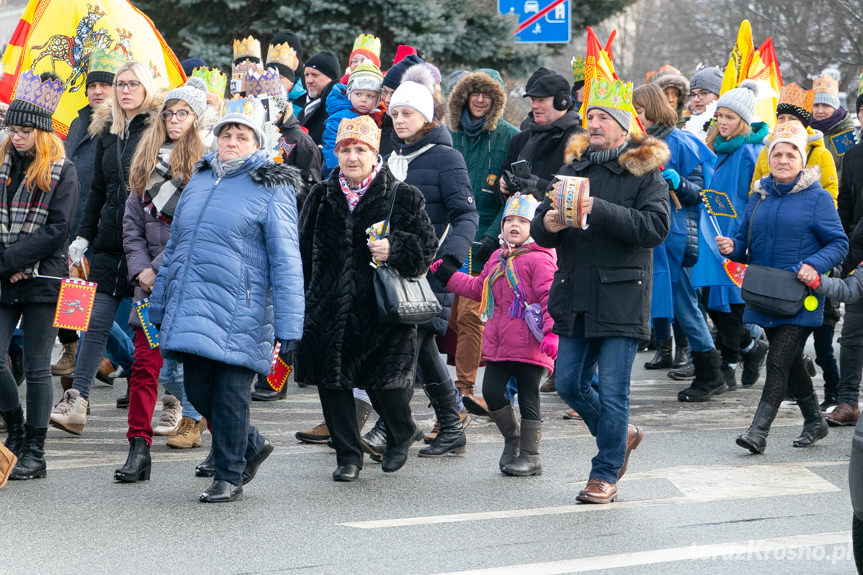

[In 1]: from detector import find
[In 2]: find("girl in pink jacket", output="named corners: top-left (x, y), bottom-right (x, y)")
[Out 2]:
top-left (431, 193), bottom-right (557, 477)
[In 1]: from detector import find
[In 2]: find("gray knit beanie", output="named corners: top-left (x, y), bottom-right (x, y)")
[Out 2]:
top-left (586, 105), bottom-right (633, 133)
top-left (690, 66), bottom-right (723, 96)
top-left (716, 81), bottom-right (759, 125)
top-left (164, 77), bottom-right (208, 119)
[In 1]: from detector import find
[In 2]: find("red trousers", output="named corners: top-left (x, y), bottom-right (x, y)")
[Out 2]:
top-left (126, 328), bottom-right (164, 443)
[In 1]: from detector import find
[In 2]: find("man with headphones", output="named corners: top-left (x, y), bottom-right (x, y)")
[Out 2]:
top-left (500, 67), bottom-right (584, 200)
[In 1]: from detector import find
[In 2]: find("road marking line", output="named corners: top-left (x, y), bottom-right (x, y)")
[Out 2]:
top-left (429, 531), bottom-right (852, 574)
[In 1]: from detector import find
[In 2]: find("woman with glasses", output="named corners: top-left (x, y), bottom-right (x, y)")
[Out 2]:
top-left (0, 71), bottom-right (78, 480)
top-left (50, 61), bottom-right (160, 435)
top-left (113, 78), bottom-right (209, 482)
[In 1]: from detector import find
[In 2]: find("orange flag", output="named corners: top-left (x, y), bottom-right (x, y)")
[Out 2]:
top-left (580, 27), bottom-right (643, 134)
top-left (749, 37), bottom-right (783, 129)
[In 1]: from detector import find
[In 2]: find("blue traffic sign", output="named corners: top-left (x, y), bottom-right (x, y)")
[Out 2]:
top-left (498, 0), bottom-right (571, 44)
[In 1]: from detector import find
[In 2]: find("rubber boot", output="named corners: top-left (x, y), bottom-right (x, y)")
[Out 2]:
top-left (678, 349), bottom-right (726, 402)
top-left (488, 404), bottom-right (520, 471)
top-left (2, 406), bottom-right (25, 457)
top-left (644, 338), bottom-right (672, 369)
top-left (9, 425), bottom-right (47, 480)
top-left (114, 437), bottom-right (152, 482)
top-left (418, 381), bottom-right (466, 457)
top-left (501, 419), bottom-right (541, 476)
top-left (793, 393), bottom-right (829, 447)
top-left (736, 402), bottom-right (778, 454)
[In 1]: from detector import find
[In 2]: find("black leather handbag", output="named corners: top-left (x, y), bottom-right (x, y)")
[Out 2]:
top-left (373, 183), bottom-right (442, 325)
top-left (740, 195), bottom-right (808, 318)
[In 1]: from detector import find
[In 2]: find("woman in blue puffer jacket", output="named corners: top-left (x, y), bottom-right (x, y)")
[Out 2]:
top-left (149, 105), bottom-right (304, 503)
top-left (718, 120), bottom-right (847, 455)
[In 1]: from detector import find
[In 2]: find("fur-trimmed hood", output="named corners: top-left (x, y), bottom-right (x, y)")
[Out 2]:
top-left (650, 70), bottom-right (689, 110)
top-left (753, 166), bottom-right (822, 198)
top-left (563, 131), bottom-right (671, 176)
top-left (194, 152), bottom-right (304, 193)
top-left (88, 92), bottom-right (164, 138)
top-left (446, 70), bottom-right (506, 133)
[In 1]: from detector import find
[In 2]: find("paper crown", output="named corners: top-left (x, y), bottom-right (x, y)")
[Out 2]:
top-left (586, 78), bottom-right (633, 111)
top-left (772, 120), bottom-right (807, 142)
top-left (571, 57), bottom-right (585, 83)
top-left (223, 96), bottom-right (265, 124)
top-left (231, 60), bottom-right (262, 93)
top-left (266, 42), bottom-right (299, 72)
top-left (813, 75), bottom-right (839, 96)
top-left (233, 36), bottom-right (261, 61)
top-left (335, 115), bottom-right (381, 151)
top-left (244, 67), bottom-right (283, 98)
top-left (13, 70), bottom-right (64, 115)
top-left (88, 47), bottom-right (127, 75)
top-left (352, 34), bottom-right (381, 58)
top-left (192, 66), bottom-right (228, 96)
top-left (778, 82), bottom-right (815, 112)
top-left (502, 193), bottom-right (539, 222)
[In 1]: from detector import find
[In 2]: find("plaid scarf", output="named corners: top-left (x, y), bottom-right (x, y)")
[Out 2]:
top-left (479, 243), bottom-right (534, 322)
top-left (141, 145), bottom-right (183, 223)
top-left (0, 151), bottom-right (64, 258)
top-left (339, 155), bottom-right (383, 212)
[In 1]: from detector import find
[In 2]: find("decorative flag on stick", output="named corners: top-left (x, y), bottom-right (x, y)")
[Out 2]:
top-left (134, 298), bottom-right (159, 349)
top-left (702, 189), bottom-right (738, 218)
top-left (52, 278), bottom-right (97, 331)
top-left (748, 37), bottom-right (783, 130)
top-left (580, 27), bottom-right (643, 134)
top-left (267, 342), bottom-right (292, 393)
top-left (0, 0), bottom-right (185, 138)
top-left (720, 20), bottom-right (755, 96)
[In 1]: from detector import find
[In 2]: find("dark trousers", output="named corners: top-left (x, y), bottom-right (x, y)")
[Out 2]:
top-left (800, 323), bottom-right (840, 400)
top-left (760, 325), bottom-right (814, 409)
top-left (183, 355), bottom-right (266, 485)
top-left (838, 304), bottom-right (863, 407)
top-left (57, 328), bottom-right (78, 345)
top-left (319, 386), bottom-right (413, 468)
top-left (482, 361), bottom-right (543, 421)
top-left (706, 303), bottom-right (751, 364)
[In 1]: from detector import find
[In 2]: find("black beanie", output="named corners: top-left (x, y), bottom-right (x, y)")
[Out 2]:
top-left (269, 63), bottom-right (295, 84)
top-left (271, 30), bottom-right (303, 67)
top-left (181, 58), bottom-right (207, 77)
top-left (86, 71), bottom-right (114, 88)
top-left (776, 103), bottom-right (812, 128)
top-left (5, 99), bottom-right (52, 132)
top-left (304, 51), bottom-right (340, 82)
top-left (383, 54), bottom-right (424, 91)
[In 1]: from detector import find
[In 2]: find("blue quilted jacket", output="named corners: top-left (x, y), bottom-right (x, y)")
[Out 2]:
top-left (149, 150), bottom-right (305, 375)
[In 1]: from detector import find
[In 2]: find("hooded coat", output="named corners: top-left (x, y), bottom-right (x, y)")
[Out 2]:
top-left (530, 132), bottom-right (671, 340)
top-left (447, 70), bottom-right (520, 255)
top-left (295, 165), bottom-right (439, 390)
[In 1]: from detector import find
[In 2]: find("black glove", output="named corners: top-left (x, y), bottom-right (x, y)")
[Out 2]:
top-left (474, 236), bottom-right (499, 267)
top-left (514, 174), bottom-right (540, 196)
top-left (277, 339), bottom-right (296, 361)
top-left (431, 259), bottom-right (458, 285)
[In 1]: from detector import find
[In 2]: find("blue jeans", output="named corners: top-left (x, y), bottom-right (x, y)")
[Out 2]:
top-left (555, 316), bottom-right (638, 484)
top-left (674, 268), bottom-right (715, 353)
top-left (158, 359), bottom-right (201, 421)
top-left (104, 321), bottom-right (134, 372)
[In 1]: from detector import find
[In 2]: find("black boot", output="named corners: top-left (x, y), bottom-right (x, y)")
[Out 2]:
top-left (736, 402), bottom-right (778, 453)
top-left (115, 379), bottom-right (129, 409)
top-left (418, 381), bottom-right (466, 457)
top-left (668, 356), bottom-right (694, 380)
top-left (355, 398), bottom-right (373, 432)
top-left (720, 362), bottom-right (737, 391)
top-left (195, 445), bottom-right (215, 477)
top-left (793, 394), bottom-right (829, 447)
top-left (644, 338), bottom-right (672, 369)
top-left (360, 417), bottom-right (387, 461)
top-left (9, 425), bottom-right (47, 480)
top-left (672, 332), bottom-right (689, 368)
top-left (489, 404), bottom-right (520, 471)
top-left (741, 339), bottom-right (769, 388)
top-left (678, 349), bottom-right (726, 402)
top-left (501, 419), bottom-right (541, 476)
top-left (2, 406), bottom-right (25, 457)
top-left (114, 437), bottom-right (151, 482)
top-left (251, 374), bottom-right (287, 401)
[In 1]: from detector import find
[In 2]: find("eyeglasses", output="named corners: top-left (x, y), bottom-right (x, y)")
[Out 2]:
top-left (4, 127), bottom-right (34, 139)
top-left (161, 109), bottom-right (192, 121)
top-left (689, 90), bottom-right (713, 100)
top-left (114, 81), bottom-right (142, 92)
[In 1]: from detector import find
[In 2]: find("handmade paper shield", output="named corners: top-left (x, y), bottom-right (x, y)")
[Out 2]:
top-left (723, 260), bottom-right (747, 288)
top-left (702, 189), bottom-right (738, 218)
top-left (134, 298), bottom-right (159, 349)
top-left (267, 342), bottom-right (292, 392)
top-left (829, 129), bottom-right (858, 157)
top-left (52, 278), bottom-right (96, 331)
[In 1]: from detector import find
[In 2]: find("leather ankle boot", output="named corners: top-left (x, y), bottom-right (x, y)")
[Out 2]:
top-left (2, 406), bottom-right (25, 458)
top-left (114, 437), bottom-right (152, 482)
top-left (195, 446), bottom-right (215, 477)
top-left (361, 418), bottom-right (387, 461)
top-left (418, 381), bottom-right (467, 457)
top-left (9, 425), bottom-right (47, 480)
top-left (672, 345), bottom-right (690, 369)
top-left (793, 394), bottom-right (829, 447)
top-left (502, 419), bottom-right (541, 476)
top-left (355, 398), bottom-right (373, 432)
top-left (736, 401), bottom-right (778, 454)
top-left (488, 404), bottom-right (520, 471)
top-left (644, 338), bottom-right (672, 369)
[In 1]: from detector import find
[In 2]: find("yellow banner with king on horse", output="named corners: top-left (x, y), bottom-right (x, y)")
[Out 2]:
top-left (0, 0), bottom-right (185, 138)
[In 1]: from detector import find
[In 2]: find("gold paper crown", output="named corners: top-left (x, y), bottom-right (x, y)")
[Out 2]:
top-left (335, 115), bottom-right (381, 151)
top-left (778, 82), bottom-right (815, 112)
top-left (14, 70), bottom-right (64, 115)
top-left (192, 66), bottom-right (228, 96)
top-left (586, 78), bottom-right (633, 111)
top-left (813, 75), bottom-right (839, 95)
top-left (352, 34), bottom-right (381, 58)
top-left (571, 57), bottom-right (585, 83)
top-left (267, 42), bottom-right (299, 72)
top-left (88, 46), bottom-right (127, 75)
top-left (772, 120), bottom-right (807, 143)
top-left (233, 36), bottom-right (261, 61)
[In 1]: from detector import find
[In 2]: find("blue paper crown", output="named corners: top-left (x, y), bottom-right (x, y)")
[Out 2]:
top-left (15, 70), bottom-right (64, 115)
top-left (502, 193), bottom-right (539, 222)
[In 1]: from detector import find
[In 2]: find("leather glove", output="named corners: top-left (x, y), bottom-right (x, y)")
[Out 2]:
top-left (474, 236), bottom-right (499, 267)
top-left (540, 333), bottom-right (559, 360)
top-left (277, 339), bottom-right (296, 360)
top-left (514, 174), bottom-right (540, 196)
top-left (68, 237), bottom-right (89, 265)
top-left (662, 168), bottom-right (681, 190)
top-left (431, 258), bottom-right (458, 285)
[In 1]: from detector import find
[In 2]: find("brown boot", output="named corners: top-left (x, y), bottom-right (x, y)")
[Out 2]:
top-left (824, 402), bottom-right (859, 426)
top-left (96, 357), bottom-right (115, 385)
top-left (51, 341), bottom-right (78, 376)
top-left (295, 420), bottom-right (330, 444)
top-left (424, 412), bottom-right (470, 443)
top-left (166, 417), bottom-right (206, 449)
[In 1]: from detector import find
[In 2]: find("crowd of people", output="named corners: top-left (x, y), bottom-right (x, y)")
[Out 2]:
top-left (1, 27), bottom-right (862, 504)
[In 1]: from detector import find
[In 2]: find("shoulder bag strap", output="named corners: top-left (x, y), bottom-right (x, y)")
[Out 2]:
top-left (746, 194), bottom-right (765, 263)
top-left (381, 182), bottom-right (400, 239)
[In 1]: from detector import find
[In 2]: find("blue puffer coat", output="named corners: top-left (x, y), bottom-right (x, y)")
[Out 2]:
top-left (728, 167), bottom-right (848, 328)
top-left (388, 123), bottom-right (479, 334)
top-left (149, 150), bottom-right (305, 375)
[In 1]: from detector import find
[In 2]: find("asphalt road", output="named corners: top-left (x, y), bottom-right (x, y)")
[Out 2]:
top-left (0, 341), bottom-right (857, 574)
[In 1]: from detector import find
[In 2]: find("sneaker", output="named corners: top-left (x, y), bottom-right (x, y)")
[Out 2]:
top-left (166, 417), bottom-right (206, 449)
top-left (152, 395), bottom-right (182, 436)
top-left (295, 420), bottom-right (330, 444)
top-left (49, 389), bottom-right (89, 435)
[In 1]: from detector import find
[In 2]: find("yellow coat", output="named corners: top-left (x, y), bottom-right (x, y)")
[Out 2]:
top-left (750, 125), bottom-right (839, 206)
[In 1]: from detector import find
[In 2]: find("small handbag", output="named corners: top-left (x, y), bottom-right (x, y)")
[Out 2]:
top-left (740, 196), bottom-right (808, 318)
top-left (373, 182), bottom-right (442, 325)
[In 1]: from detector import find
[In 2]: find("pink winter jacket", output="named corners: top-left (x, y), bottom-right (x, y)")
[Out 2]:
top-left (446, 242), bottom-right (557, 372)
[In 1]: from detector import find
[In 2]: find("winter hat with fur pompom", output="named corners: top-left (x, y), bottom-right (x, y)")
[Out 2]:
top-left (388, 64), bottom-right (435, 122)
top-left (716, 80), bottom-right (761, 125)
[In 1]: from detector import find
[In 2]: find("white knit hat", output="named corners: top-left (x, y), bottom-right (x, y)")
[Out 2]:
top-left (388, 80), bottom-right (434, 122)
